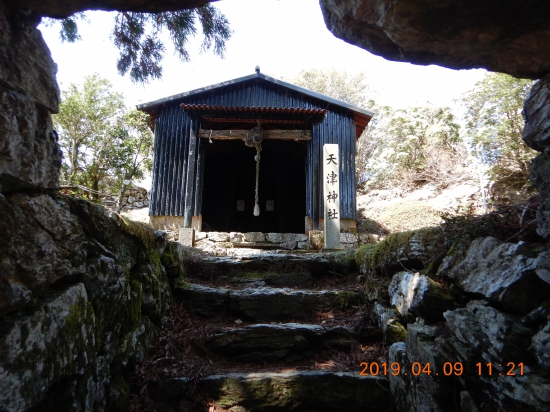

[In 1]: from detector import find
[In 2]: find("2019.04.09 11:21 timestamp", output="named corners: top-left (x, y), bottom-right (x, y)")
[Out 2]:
top-left (359, 362), bottom-right (464, 377)
top-left (476, 362), bottom-right (524, 376)
top-left (359, 362), bottom-right (526, 377)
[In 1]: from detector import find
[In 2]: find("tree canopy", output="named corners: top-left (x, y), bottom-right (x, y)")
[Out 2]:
top-left (291, 68), bottom-right (536, 204)
top-left (361, 104), bottom-right (466, 190)
top-left (54, 74), bottom-right (154, 208)
top-left (460, 72), bottom-right (536, 201)
top-left (45, 5), bottom-right (231, 83)
top-left (289, 68), bottom-right (466, 191)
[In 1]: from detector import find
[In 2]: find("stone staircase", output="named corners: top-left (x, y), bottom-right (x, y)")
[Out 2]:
top-left (152, 250), bottom-right (392, 411)
top-left (184, 231), bottom-right (376, 256)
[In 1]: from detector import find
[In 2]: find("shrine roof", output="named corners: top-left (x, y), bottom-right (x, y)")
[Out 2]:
top-left (137, 71), bottom-right (374, 137)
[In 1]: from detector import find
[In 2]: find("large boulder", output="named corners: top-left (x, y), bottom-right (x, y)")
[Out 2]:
top-left (524, 74), bottom-right (550, 239)
top-left (530, 150), bottom-right (550, 239)
top-left (0, 192), bottom-right (172, 410)
top-left (523, 74), bottom-right (550, 151)
top-left (0, 284), bottom-right (101, 411)
top-left (0, 193), bottom-right (87, 316)
top-left (319, 0), bottom-right (550, 79)
top-left (389, 271), bottom-right (455, 322)
top-left (531, 318), bottom-right (550, 371)
top-left (438, 301), bottom-right (550, 411)
top-left (388, 323), bottom-right (455, 412)
top-left (443, 300), bottom-right (533, 364)
top-left (0, 3), bottom-right (61, 193)
top-left (441, 237), bottom-right (550, 314)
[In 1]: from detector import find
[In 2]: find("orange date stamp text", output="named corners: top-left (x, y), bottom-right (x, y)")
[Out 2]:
top-left (359, 362), bottom-right (525, 377)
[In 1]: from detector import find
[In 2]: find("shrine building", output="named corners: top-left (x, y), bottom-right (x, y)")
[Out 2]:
top-left (137, 68), bottom-right (373, 234)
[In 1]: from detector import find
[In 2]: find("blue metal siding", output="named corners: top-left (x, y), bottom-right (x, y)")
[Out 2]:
top-left (149, 79), bottom-right (357, 220)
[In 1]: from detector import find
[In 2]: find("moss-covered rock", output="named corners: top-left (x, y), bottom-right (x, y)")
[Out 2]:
top-left (335, 290), bottom-right (360, 310)
top-left (0, 284), bottom-right (100, 411)
top-left (131, 249), bottom-right (172, 325)
top-left (364, 274), bottom-right (391, 301)
top-left (355, 227), bottom-right (446, 276)
top-left (0, 191), bottom-right (175, 411)
top-left (373, 302), bottom-right (407, 344)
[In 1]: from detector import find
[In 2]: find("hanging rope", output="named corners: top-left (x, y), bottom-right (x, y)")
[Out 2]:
top-left (254, 144), bottom-right (262, 216)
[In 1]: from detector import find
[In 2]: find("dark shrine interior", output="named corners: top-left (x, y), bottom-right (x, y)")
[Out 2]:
top-left (201, 138), bottom-right (307, 234)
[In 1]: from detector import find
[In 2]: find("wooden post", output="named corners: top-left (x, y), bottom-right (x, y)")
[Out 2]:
top-left (312, 130), bottom-right (319, 230)
top-left (323, 144), bottom-right (340, 249)
top-left (183, 125), bottom-right (198, 228)
top-left (193, 136), bottom-right (205, 227)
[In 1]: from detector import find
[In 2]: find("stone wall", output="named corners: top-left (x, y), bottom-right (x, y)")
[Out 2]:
top-left (0, 4), bottom-right (177, 410)
top-left (355, 230), bottom-right (550, 411)
top-left (106, 184), bottom-right (149, 210)
top-left (0, 192), bottom-right (178, 411)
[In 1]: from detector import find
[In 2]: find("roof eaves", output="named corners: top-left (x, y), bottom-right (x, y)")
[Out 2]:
top-left (136, 71), bottom-right (374, 119)
top-left (136, 73), bottom-right (260, 111)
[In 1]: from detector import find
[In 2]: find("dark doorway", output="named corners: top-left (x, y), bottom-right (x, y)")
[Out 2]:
top-left (201, 139), bottom-right (306, 233)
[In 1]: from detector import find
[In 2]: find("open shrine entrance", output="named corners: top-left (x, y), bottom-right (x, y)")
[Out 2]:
top-left (183, 104), bottom-right (324, 234)
top-left (201, 139), bottom-right (306, 233)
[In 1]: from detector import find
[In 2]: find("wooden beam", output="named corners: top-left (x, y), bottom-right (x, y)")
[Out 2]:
top-left (203, 117), bottom-right (308, 125)
top-left (198, 129), bottom-right (312, 141)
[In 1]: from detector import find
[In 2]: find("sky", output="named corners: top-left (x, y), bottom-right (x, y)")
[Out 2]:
top-left (38, 0), bottom-right (487, 111)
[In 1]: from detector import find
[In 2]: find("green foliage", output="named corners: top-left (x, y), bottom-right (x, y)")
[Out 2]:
top-left (53, 75), bottom-right (153, 203)
top-left (112, 109), bottom-right (154, 211)
top-left (45, 6), bottom-right (231, 83)
top-left (441, 213), bottom-right (496, 248)
top-left (361, 104), bottom-right (467, 190)
top-left (460, 72), bottom-right (537, 202)
top-left (54, 74), bottom-right (125, 192)
top-left (287, 69), bottom-right (473, 192)
top-left (440, 202), bottom-right (540, 249)
top-left (42, 12), bottom-right (89, 42)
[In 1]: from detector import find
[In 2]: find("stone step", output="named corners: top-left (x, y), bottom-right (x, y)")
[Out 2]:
top-left (175, 282), bottom-right (361, 322)
top-left (204, 323), bottom-right (360, 361)
top-left (161, 371), bottom-right (390, 412)
top-left (232, 242), bottom-right (283, 249)
top-left (186, 252), bottom-right (355, 284)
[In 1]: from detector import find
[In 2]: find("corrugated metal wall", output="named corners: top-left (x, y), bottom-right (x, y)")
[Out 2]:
top-left (306, 110), bottom-right (356, 221)
top-left (149, 79), bottom-right (356, 222)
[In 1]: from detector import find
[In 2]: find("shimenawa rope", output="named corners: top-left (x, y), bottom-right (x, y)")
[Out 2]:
top-left (254, 144), bottom-right (261, 216)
